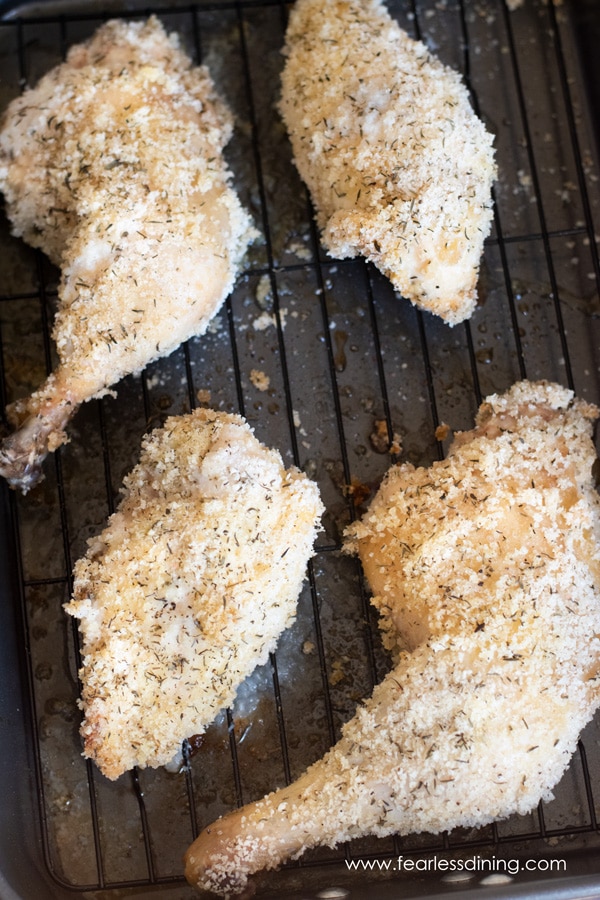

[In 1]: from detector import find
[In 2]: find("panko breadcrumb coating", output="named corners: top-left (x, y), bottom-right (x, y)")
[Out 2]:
top-left (279, 0), bottom-right (496, 325)
top-left (65, 408), bottom-right (323, 781)
top-left (184, 381), bottom-right (600, 896)
top-left (0, 17), bottom-right (254, 492)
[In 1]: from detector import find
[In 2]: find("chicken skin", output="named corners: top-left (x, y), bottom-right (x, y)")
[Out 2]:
top-left (185, 381), bottom-right (600, 895)
top-left (64, 408), bottom-right (323, 781)
top-left (0, 17), bottom-right (254, 492)
top-left (279, 0), bottom-right (496, 325)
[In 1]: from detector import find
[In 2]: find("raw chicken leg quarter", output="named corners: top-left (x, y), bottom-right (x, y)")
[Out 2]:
top-left (65, 408), bottom-right (324, 781)
top-left (279, 0), bottom-right (497, 325)
top-left (185, 381), bottom-right (600, 895)
top-left (0, 17), bottom-right (254, 492)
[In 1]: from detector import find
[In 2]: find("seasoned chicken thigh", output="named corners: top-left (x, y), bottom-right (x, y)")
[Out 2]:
top-left (0, 17), bottom-right (254, 492)
top-left (185, 381), bottom-right (600, 895)
top-left (279, 0), bottom-right (496, 325)
top-left (65, 408), bottom-right (323, 781)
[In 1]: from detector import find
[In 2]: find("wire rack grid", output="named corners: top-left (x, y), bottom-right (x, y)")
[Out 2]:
top-left (0, 0), bottom-right (599, 898)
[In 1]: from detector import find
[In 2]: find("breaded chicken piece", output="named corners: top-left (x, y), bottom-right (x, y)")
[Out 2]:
top-left (0, 17), bottom-right (254, 492)
top-left (184, 381), bottom-right (600, 895)
top-left (64, 409), bottom-right (323, 781)
top-left (279, 0), bottom-right (496, 325)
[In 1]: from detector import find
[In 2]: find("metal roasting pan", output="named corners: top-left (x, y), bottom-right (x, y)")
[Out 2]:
top-left (0, 0), bottom-right (600, 897)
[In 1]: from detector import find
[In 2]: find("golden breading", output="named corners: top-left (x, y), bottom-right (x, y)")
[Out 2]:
top-left (0, 17), bottom-right (254, 492)
top-left (279, 0), bottom-right (496, 325)
top-left (65, 409), bottom-right (323, 780)
top-left (184, 381), bottom-right (600, 896)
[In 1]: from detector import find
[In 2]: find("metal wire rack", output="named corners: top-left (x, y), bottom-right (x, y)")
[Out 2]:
top-left (0, 0), bottom-right (599, 898)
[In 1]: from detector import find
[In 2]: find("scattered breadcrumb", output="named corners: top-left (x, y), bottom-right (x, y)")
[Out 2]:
top-left (370, 419), bottom-right (403, 455)
top-left (196, 388), bottom-right (212, 406)
top-left (329, 658), bottom-right (347, 686)
top-left (249, 369), bottom-right (270, 391)
top-left (255, 274), bottom-right (272, 309)
top-left (370, 419), bottom-right (391, 453)
top-left (253, 312), bottom-right (276, 331)
top-left (345, 476), bottom-right (371, 507)
top-left (506, 0), bottom-right (562, 8)
top-left (389, 434), bottom-right (402, 455)
top-left (287, 239), bottom-right (312, 260)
